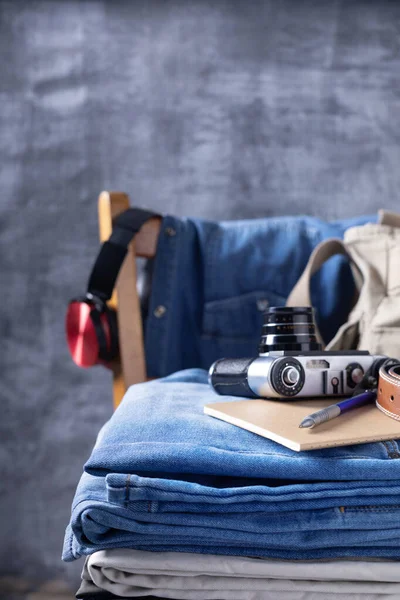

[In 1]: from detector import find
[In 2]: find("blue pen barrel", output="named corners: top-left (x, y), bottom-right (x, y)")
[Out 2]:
top-left (300, 389), bottom-right (377, 428)
top-left (338, 390), bottom-right (377, 413)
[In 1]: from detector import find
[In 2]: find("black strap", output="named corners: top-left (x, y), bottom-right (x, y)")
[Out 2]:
top-left (87, 208), bottom-right (158, 302)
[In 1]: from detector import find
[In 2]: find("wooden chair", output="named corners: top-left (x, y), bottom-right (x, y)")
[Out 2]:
top-left (98, 191), bottom-right (162, 409)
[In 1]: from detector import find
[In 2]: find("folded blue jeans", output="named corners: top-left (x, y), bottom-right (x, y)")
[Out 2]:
top-left (63, 370), bottom-right (400, 562)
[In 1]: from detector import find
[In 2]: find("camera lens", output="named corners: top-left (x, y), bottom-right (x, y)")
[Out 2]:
top-left (259, 306), bottom-right (322, 353)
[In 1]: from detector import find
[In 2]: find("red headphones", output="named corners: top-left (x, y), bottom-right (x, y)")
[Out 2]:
top-left (66, 208), bottom-right (157, 368)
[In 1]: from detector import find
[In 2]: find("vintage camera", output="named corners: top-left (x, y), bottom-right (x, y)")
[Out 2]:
top-left (209, 307), bottom-right (386, 399)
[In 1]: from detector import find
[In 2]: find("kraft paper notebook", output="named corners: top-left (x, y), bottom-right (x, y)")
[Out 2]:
top-left (204, 398), bottom-right (400, 452)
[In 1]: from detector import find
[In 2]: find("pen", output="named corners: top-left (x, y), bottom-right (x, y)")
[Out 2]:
top-left (299, 390), bottom-right (377, 429)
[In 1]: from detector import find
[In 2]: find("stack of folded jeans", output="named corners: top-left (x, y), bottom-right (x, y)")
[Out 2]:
top-left (64, 369), bottom-right (400, 599)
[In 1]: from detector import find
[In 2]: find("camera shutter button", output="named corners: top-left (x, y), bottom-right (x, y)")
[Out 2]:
top-left (282, 366), bottom-right (300, 387)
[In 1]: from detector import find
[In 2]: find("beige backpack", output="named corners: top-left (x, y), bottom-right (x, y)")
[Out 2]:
top-left (286, 211), bottom-right (400, 359)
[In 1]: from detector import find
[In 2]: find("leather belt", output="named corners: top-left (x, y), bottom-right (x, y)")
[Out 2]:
top-left (376, 362), bottom-right (400, 421)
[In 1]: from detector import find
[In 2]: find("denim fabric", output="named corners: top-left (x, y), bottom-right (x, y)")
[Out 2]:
top-left (63, 370), bottom-right (400, 562)
top-left (145, 214), bottom-right (374, 377)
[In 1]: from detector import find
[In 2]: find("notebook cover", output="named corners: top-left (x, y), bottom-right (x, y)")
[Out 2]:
top-left (204, 398), bottom-right (400, 452)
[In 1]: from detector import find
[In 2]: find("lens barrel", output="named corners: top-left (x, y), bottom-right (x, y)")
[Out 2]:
top-left (259, 306), bottom-right (322, 353)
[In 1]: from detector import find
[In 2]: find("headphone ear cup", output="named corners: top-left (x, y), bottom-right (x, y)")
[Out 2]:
top-left (66, 297), bottom-right (119, 367)
top-left (66, 298), bottom-right (102, 367)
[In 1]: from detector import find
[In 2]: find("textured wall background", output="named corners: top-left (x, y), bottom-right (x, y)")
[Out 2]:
top-left (1, 0), bottom-right (400, 593)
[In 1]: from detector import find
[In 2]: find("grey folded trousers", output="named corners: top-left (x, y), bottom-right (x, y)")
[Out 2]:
top-left (77, 549), bottom-right (400, 600)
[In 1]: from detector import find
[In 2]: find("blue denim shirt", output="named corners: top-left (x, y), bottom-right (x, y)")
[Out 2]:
top-left (145, 214), bottom-right (374, 378)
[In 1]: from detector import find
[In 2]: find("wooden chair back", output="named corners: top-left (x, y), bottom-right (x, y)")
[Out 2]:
top-left (98, 191), bottom-right (161, 409)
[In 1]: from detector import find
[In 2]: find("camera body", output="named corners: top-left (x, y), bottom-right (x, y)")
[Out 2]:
top-left (209, 307), bottom-right (386, 399)
top-left (209, 350), bottom-right (385, 399)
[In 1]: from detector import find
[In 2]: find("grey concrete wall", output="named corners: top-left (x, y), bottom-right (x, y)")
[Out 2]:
top-left (1, 0), bottom-right (400, 592)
